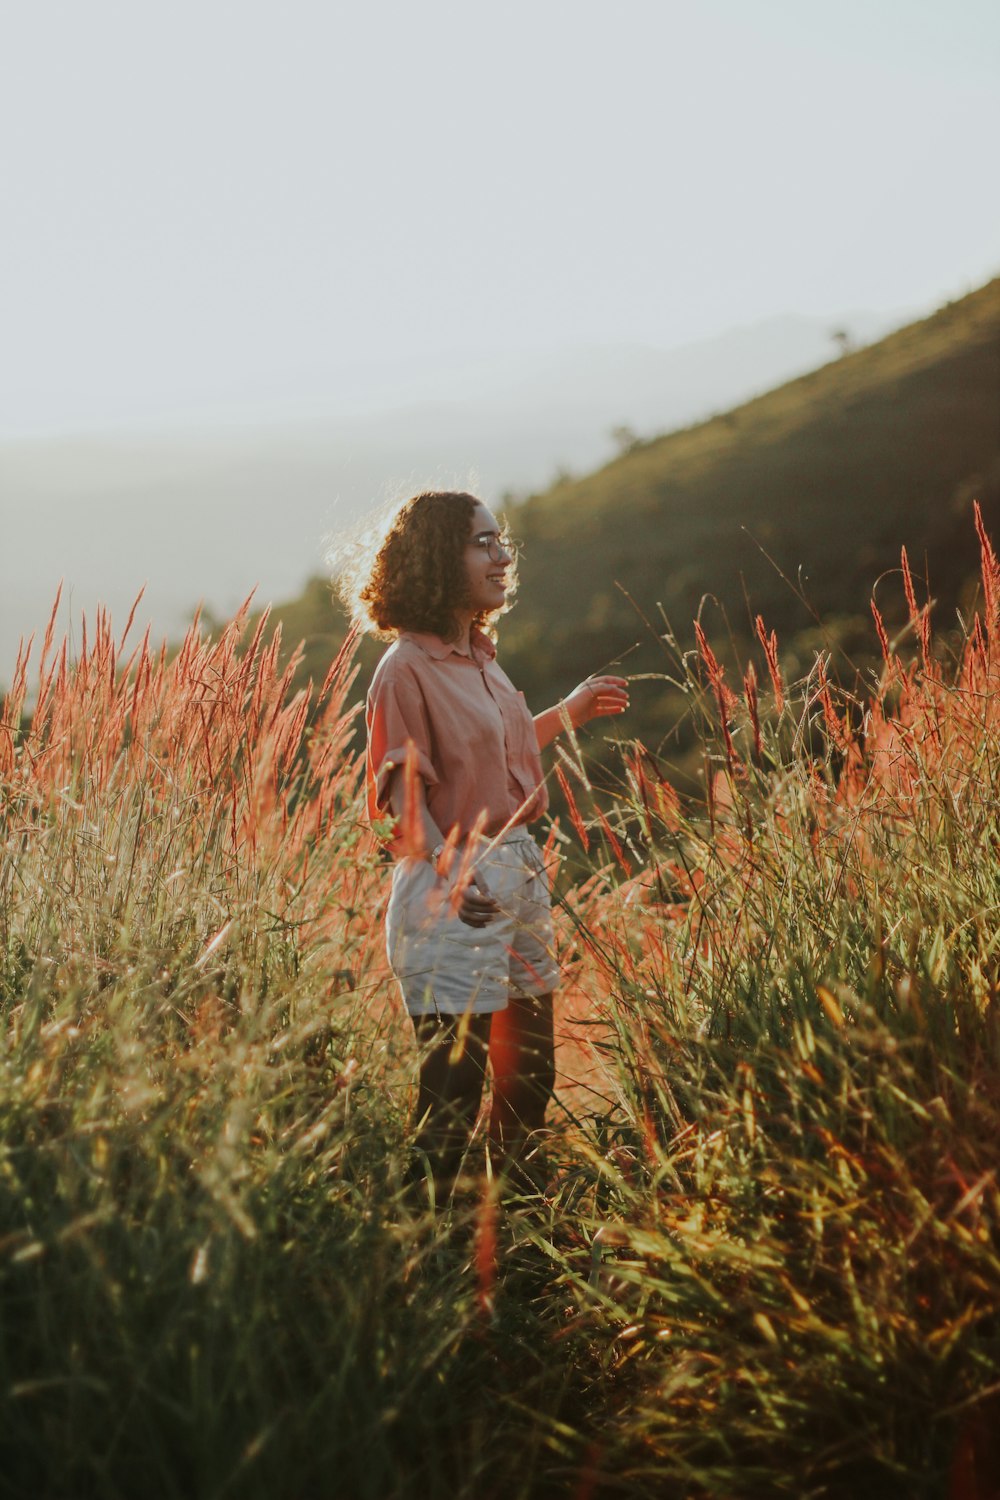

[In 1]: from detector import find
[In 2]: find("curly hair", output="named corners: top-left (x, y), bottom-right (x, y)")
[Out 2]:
top-left (336, 490), bottom-right (517, 642)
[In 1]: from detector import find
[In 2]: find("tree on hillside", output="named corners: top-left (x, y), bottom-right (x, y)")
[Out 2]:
top-left (610, 424), bottom-right (642, 456)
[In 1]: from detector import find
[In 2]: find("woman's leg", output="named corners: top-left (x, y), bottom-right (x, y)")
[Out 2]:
top-left (411, 1013), bottom-right (492, 1194)
top-left (487, 991), bottom-right (556, 1175)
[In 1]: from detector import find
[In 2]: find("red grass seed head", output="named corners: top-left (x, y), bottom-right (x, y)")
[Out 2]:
top-left (754, 614), bottom-right (785, 713)
top-left (974, 499), bottom-right (999, 638)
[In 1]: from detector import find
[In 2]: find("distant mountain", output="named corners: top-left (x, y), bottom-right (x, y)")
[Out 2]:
top-left (0, 309), bottom-right (901, 682)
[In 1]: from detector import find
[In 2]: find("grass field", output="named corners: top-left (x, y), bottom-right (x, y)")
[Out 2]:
top-left (2, 515), bottom-right (999, 1498)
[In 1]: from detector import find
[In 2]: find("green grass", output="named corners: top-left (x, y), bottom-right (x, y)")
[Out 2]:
top-left (0, 605), bottom-right (607, 1500)
top-left (3, 523), bottom-right (1000, 1496)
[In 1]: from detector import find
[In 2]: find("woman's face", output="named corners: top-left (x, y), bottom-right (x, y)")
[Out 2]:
top-left (462, 501), bottom-right (513, 615)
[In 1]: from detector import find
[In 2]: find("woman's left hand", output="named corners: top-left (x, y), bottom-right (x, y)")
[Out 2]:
top-left (563, 675), bottom-right (630, 730)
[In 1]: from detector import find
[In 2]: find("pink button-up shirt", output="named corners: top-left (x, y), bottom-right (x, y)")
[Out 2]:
top-left (366, 629), bottom-right (548, 848)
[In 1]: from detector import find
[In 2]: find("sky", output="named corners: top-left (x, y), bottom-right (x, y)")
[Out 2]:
top-left (1, 0), bottom-right (998, 437)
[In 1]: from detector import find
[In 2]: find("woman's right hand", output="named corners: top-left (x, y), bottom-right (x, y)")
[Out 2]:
top-left (455, 868), bottom-right (500, 928)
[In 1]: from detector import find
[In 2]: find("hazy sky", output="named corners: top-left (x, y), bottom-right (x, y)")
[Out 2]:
top-left (2, 0), bottom-right (998, 438)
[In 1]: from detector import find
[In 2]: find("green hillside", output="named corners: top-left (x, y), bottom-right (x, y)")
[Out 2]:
top-left (266, 277), bottom-right (1000, 762)
top-left (501, 278), bottom-right (1000, 697)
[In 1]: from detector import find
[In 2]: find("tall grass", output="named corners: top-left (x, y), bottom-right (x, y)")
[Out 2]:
top-left (0, 596), bottom-right (600, 1499)
top-left (546, 508), bottom-right (1000, 1495)
top-left (2, 511), bottom-right (999, 1498)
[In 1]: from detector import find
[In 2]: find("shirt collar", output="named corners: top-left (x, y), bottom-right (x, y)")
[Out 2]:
top-left (401, 628), bottom-right (497, 662)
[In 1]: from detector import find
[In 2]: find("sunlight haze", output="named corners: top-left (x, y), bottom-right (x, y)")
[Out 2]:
top-left (2, 0), bottom-right (998, 674)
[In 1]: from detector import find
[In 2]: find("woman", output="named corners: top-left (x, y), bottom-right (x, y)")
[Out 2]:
top-left (345, 490), bottom-right (627, 1194)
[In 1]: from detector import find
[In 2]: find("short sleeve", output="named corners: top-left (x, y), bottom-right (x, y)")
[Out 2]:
top-left (365, 657), bottom-right (440, 817)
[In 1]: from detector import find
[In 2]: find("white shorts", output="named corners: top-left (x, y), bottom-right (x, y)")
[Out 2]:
top-left (385, 827), bottom-right (561, 1016)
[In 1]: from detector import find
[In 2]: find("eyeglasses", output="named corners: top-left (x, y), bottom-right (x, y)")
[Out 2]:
top-left (470, 531), bottom-right (516, 563)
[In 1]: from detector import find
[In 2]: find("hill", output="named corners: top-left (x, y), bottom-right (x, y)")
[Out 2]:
top-left (501, 279), bottom-right (1000, 699)
top-left (266, 277), bottom-right (1000, 765)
